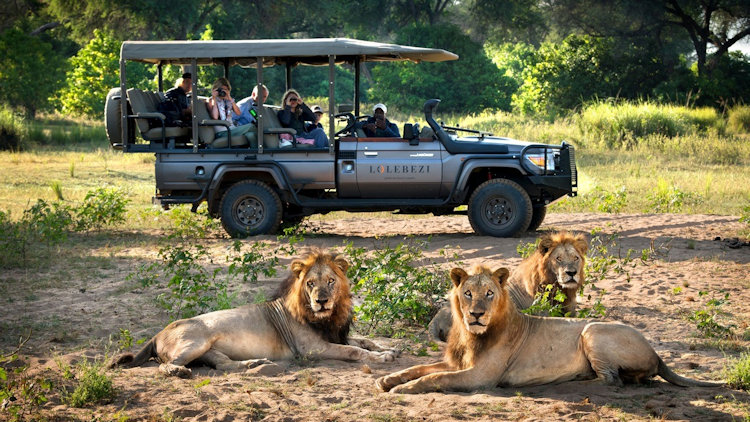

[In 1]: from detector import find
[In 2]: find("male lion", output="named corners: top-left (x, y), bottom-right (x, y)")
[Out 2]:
top-left (428, 231), bottom-right (587, 342)
top-left (377, 265), bottom-right (722, 394)
top-left (111, 249), bottom-right (397, 378)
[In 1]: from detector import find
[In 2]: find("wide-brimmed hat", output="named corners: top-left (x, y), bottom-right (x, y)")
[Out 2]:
top-left (373, 103), bottom-right (387, 113)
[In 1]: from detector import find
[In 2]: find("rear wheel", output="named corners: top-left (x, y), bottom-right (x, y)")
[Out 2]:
top-left (527, 205), bottom-right (547, 232)
top-left (467, 179), bottom-right (532, 237)
top-left (219, 180), bottom-right (282, 237)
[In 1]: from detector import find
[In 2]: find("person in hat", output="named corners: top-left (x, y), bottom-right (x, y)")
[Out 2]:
top-left (164, 72), bottom-right (193, 120)
top-left (305, 105), bottom-right (324, 132)
top-left (361, 103), bottom-right (400, 137)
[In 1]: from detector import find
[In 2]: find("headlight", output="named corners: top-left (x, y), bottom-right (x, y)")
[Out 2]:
top-left (524, 149), bottom-right (556, 173)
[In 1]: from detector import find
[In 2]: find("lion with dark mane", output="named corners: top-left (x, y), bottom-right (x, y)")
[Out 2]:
top-left (111, 249), bottom-right (396, 378)
top-left (377, 265), bottom-right (722, 393)
top-left (428, 231), bottom-right (587, 342)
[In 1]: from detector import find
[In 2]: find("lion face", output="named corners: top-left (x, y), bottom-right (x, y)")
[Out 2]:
top-left (291, 252), bottom-right (350, 320)
top-left (538, 232), bottom-right (587, 291)
top-left (450, 266), bottom-right (510, 335)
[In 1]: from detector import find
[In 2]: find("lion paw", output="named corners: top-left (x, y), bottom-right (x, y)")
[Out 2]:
top-left (160, 363), bottom-right (192, 378)
top-left (375, 376), bottom-right (393, 392)
top-left (370, 350), bottom-right (397, 363)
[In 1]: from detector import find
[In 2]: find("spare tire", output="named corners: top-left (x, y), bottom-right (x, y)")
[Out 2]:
top-left (104, 87), bottom-right (124, 149)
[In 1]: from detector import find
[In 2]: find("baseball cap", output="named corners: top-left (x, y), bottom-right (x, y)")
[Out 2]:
top-left (311, 105), bottom-right (323, 114)
top-left (373, 103), bottom-right (387, 113)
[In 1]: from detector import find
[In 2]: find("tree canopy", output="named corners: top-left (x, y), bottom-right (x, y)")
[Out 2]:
top-left (1, 0), bottom-right (749, 119)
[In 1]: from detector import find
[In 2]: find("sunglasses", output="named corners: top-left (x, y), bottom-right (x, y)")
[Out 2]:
top-left (288, 97), bottom-right (299, 102)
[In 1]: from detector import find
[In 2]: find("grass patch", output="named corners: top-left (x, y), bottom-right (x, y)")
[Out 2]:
top-left (724, 352), bottom-right (750, 390)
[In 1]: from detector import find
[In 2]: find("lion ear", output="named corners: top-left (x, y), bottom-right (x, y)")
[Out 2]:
top-left (333, 254), bottom-right (349, 273)
top-left (492, 268), bottom-right (510, 285)
top-left (291, 259), bottom-right (306, 278)
top-left (450, 268), bottom-right (468, 287)
top-left (538, 235), bottom-right (554, 255)
top-left (573, 233), bottom-right (589, 255)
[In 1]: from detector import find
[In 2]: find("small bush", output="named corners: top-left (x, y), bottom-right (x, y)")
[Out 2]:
top-left (166, 205), bottom-right (221, 239)
top-left (65, 360), bottom-right (115, 408)
top-left (689, 291), bottom-right (735, 339)
top-left (727, 105), bottom-right (750, 134)
top-left (723, 352), bottom-right (750, 390)
top-left (74, 187), bottom-right (130, 231)
top-left (0, 106), bottom-right (26, 151)
top-left (647, 179), bottom-right (703, 213)
top-left (345, 238), bottom-right (457, 336)
top-left (0, 351), bottom-right (53, 421)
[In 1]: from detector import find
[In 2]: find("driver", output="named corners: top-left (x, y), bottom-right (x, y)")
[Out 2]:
top-left (361, 103), bottom-right (400, 137)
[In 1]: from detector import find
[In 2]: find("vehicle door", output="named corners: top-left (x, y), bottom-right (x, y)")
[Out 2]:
top-left (355, 137), bottom-right (443, 198)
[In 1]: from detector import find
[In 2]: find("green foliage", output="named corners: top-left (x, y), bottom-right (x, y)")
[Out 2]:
top-left (689, 291), bottom-right (736, 339)
top-left (728, 105), bottom-right (750, 134)
top-left (514, 35), bottom-right (666, 117)
top-left (344, 238), bottom-right (456, 335)
top-left (0, 105), bottom-right (27, 151)
top-left (516, 238), bottom-right (539, 259)
top-left (0, 351), bottom-right (53, 421)
top-left (724, 352), bottom-right (750, 391)
top-left (647, 180), bottom-right (702, 213)
top-left (65, 359), bottom-right (115, 408)
top-left (0, 27), bottom-right (67, 118)
top-left (166, 206), bottom-right (221, 239)
top-left (580, 186), bottom-right (627, 213)
top-left (130, 244), bottom-right (228, 320)
top-left (521, 284), bottom-right (570, 317)
top-left (0, 200), bottom-right (72, 268)
top-left (578, 100), bottom-right (723, 149)
top-left (226, 240), bottom-right (279, 284)
top-left (371, 23), bottom-right (516, 113)
top-left (74, 187), bottom-right (130, 231)
top-left (57, 30), bottom-right (154, 118)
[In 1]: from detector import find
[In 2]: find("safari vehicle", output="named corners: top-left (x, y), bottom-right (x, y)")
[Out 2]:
top-left (105, 38), bottom-right (577, 237)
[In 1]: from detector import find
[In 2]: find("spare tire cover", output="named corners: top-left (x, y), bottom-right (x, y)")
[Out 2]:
top-left (104, 87), bottom-right (123, 148)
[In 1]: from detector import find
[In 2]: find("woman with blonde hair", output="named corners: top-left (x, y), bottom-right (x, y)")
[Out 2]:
top-left (277, 89), bottom-right (329, 148)
top-left (207, 77), bottom-right (256, 146)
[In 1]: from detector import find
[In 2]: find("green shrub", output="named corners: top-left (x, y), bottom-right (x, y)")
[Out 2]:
top-left (728, 105), bottom-right (750, 134)
top-left (0, 351), bottom-right (53, 421)
top-left (647, 180), bottom-right (703, 213)
top-left (689, 291), bottom-right (735, 339)
top-left (0, 106), bottom-right (27, 151)
top-left (65, 360), bottom-right (114, 408)
top-left (166, 205), bottom-right (221, 239)
top-left (344, 238), bottom-right (456, 336)
top-left (724, 352), bottom-right (750, 390)
top-left (74, 187), bottom-right (130, 231)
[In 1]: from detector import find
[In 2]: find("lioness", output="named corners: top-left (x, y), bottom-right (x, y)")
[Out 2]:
top-left (111, 249), bottom-right (397, 378)
top-left (377, 265), bottom-right (722, 394)
top-left (428, 231), bottom-right (587, 342)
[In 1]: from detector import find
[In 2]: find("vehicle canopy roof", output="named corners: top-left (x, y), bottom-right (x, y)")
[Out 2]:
top-left (120, 38), bottom-right (458, 66)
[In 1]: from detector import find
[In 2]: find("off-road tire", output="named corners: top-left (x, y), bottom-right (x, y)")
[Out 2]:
top-left (104, 87), bottom-right (123, 147)
top-left (219, 180), bottom-right (282, 237)
top-left (468, 179), bottom-right (532, 237)
top-left (527, 205), bottom-right (547, 232)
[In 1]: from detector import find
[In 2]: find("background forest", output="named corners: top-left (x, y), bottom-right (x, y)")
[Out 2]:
top-left (1, 0), bottom-right (750, 122)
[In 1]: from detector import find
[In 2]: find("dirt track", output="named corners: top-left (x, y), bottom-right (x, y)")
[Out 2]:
top-left (2, 212), bottom-right (749, 421)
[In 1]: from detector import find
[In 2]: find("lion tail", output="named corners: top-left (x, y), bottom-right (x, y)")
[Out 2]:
top-left (657, 357), bottom-right (724, 387)
top-left (109, 338), bottom-right (157, 369)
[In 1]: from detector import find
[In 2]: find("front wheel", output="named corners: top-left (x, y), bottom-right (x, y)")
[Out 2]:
top-left (467, 179), bottom-right (532, 237)
top-left (527, 205), bottom-right (547, 232)
top-left (219, 181), bottom-right (282, 237)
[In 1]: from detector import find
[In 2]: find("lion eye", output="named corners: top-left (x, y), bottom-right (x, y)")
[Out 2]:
top-left (486, 290), bottom-right (494, 297)
top-left (556, 256), bottom-right (562, 262)
top-left (306, 281), bottom-right (314, 288)
top-left (328, 278), bottom-right (335, 286)
top-left (464, 290), bottom-right (472, 298)
top-left (574, 256), bottom-right (579, 261)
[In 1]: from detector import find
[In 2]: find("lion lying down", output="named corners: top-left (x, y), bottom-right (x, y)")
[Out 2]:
top-left (111, 249), bottom-right (397, 378)
top-left (428, 231), bottom-right (588, 342)
top-left (378, 265), bottom-right (722, 394)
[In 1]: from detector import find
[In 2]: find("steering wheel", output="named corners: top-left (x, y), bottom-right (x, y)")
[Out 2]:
top-left (334, 114), bottom-right (371, 137)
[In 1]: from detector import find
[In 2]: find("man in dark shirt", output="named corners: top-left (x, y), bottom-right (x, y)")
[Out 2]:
top-left (362, 103), bottom-right (400, 137)
top-left (164, 72), bottom-right (192, 120)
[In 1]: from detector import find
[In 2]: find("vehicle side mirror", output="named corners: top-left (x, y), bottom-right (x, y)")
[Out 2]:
top-left (338, 104), bottom-right (353, 113)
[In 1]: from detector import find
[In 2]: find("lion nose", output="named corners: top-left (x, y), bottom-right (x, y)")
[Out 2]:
top-left (470, 311), bottom-right (484, 319)
top-left (566, 270), bottom-right (577, 277)
top-left (316, 298), bottom-right (328, 306)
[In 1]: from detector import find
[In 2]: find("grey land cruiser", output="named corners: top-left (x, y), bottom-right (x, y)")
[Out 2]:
top-left (105, 38), bottom-right (577, 237)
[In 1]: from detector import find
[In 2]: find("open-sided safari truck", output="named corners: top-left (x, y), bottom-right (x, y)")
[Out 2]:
top-left (105, 38), bottom-right (577, 237)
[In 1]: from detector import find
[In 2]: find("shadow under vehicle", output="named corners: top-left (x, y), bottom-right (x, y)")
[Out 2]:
top-left (105, 38), bottom-right (577, 237)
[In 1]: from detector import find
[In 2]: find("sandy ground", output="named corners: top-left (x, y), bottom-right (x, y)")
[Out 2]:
top-left (1, 212), bottom-right (749, 421)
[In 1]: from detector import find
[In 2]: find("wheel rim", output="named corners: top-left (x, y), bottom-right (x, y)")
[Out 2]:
top-left (483, 197), bottom-right (512, 227)
top-left (236, 196), bottom-right (264, 227)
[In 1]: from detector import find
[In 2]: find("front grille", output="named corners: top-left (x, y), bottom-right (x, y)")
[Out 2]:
top-left (569, 146), bottom-right (577, 187)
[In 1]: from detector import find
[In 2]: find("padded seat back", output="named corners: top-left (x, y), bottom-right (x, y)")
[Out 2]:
top-left (262, 105), bottom-right (282, 148)
top-left (194, 98), bottom-right (216, 145)
top-left (126, 88), bottom-right (154, 133)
